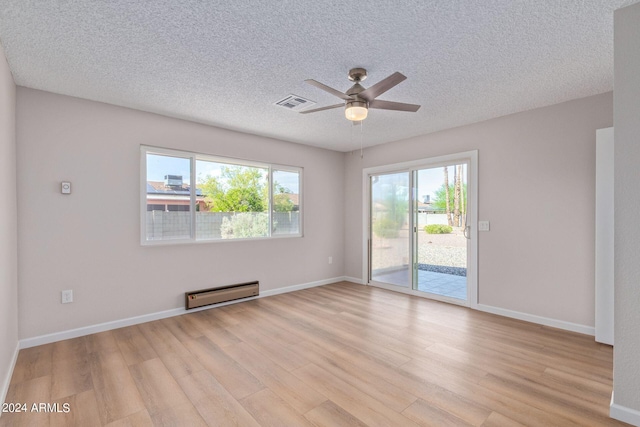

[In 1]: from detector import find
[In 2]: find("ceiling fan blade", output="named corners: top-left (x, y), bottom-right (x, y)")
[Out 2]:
top-left (358, 72), bottom-right (407, 101)
top-left (299, 103), bottom-right (344, 114)
top-left (305, 79), bottom-right (353, 101)
top-left (369, 99), bottom-right (421, 112)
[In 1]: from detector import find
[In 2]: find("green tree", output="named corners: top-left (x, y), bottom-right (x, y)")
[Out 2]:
top-left (386, 182), bottom-right (408, 228)
top-left (431, 182), bottom-right (467, 216)
top-left (273, 183), bottom-right (294, 212)
top-left (373, 217), bottom-right (400, 238)
top-left (200, 166), bottom-right (267, 212)
top-left (372, 180), bottom-right (408, 238)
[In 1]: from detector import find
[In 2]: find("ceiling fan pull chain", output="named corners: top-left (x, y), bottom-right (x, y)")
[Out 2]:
top-left (360, 120), bottom-right (364, 159)
top-left (350, 119), bottom-right (354, 150)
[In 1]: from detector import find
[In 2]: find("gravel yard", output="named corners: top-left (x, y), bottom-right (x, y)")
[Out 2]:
top-left (372, 227), bottom-right (467, 271)
top-left (417, 229), bottom-right (467, 268)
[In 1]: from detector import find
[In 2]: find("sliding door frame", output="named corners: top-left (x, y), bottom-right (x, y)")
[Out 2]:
top-left (362, 150), bottom-right (478, 308)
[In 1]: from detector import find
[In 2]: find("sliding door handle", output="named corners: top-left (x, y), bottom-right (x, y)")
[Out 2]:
top-left (463, 225), bottom-right (471, 239)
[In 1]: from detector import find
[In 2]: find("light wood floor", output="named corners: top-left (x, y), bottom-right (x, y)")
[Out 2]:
top-left (1, 282), bottom-right (628, 426)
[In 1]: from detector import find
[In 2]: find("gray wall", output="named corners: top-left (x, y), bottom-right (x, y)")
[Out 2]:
top-left (614, 2), bottom-right (640, 417)
top-left (344, 93), bottom-right (613, 328)
top-left (0, 42), bottom-right (18, 404)
top-left (16, 88), bottom-right (345, 339)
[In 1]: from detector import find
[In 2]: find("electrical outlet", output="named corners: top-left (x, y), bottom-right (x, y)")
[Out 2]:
top-left (478, 221), bottom-right (490, 231)
top-left (61, 290), bottom-right (73, 304)
top-left (328, 256), bottom-right (333, 264)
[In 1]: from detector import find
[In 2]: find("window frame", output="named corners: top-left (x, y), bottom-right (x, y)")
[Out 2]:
top-left (140, 145), bottom-right (303, 245)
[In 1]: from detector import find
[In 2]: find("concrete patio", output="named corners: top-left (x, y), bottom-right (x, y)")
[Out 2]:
top-left (372, 268), bottom-right (467, 300)
top-left (371, 227), bottom-right (468, 300)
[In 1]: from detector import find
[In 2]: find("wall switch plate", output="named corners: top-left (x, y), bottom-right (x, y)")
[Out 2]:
top-left (328, 256), bottom-right (333, 264)
top-left (61, 182), bottom-right (71, 194)
top-left (478, 221), bottom-right (490, 231)
top-left (61, 290), bottom-right (73, 304)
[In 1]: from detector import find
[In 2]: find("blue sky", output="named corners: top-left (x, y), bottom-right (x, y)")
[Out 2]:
top-left (147, 153), bottom-right (463, 198)
top-left (416, 164), bottom-right (467, 202)
top-left (146, 154), bottom-right (300, 193)
top-left (372, 164), bottom-right (467, 202)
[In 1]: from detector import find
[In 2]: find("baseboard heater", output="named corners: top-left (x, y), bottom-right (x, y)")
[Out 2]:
top-left (185, 281), bottom-right (259, 310)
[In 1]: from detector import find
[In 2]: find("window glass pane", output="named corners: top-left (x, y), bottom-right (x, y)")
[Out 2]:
top-left (146, 153), bottom-right (192, 240)
top-left (272, 169), bottom-right (300, 236)
top-left (142, 146), bottom-right (303, 244)
top-left (196, 160), bottom-right (269, 240)
top-left (371, 172), bottom-right (410, 285)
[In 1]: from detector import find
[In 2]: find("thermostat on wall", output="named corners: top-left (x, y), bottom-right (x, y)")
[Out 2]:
top-left (61, 182), bottom-right (71, 194)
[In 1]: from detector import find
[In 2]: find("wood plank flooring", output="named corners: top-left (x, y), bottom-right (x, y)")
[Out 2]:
top-left (1, 282), bottom-right (628, 426)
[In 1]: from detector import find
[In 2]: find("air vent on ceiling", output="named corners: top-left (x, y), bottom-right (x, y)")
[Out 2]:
top-left (274, 94), bottom-right (316, 111)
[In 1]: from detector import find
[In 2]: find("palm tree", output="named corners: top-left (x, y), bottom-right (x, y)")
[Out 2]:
top-left (443, 167), bottom-right (452, 226)
top-left (459, 164), bottom-right (466, 228)
top-left (453, 164), bottom-right (461, 227)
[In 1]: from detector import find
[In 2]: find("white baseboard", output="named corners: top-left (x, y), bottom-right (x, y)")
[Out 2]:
top-left (476, 304), bottom-right (595, 336)
top-left (20, 307), bottom-right (187, 349)
top-left (611, 393), bottom-right (640, 426)
top-left (336, 285), bottom-right (591, 335)
top-left (1, 342), bottom-right (19, 408)
top-left (259, 277), bottom-right (345, 297)
top-left (20, 276), bottom-right (345, 349)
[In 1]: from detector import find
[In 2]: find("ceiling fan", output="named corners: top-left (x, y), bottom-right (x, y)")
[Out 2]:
top-left (300, 68), bottom-right (421, 122)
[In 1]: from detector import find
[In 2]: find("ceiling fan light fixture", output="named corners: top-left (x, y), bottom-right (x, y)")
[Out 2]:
top-left (345, 100), bottom-right (368, 121)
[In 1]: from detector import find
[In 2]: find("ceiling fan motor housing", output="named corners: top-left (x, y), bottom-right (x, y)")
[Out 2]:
top-left (346, 99), bottom-right (368, 109)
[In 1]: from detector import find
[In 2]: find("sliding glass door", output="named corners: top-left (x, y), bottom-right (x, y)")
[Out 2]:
top-left (367, 152), bottom-right (476, 306)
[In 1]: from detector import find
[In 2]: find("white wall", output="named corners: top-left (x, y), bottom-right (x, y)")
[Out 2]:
top-left (595, 127), bottom-right (614, 345)
top-left (613, 2), bottom-right (640, 423)
top-left (16, 88), bottom-right (345, 340)
top-left (345, 93), bottom-right (612, 328)
top-left (0, 42), bottom-right (18, 404)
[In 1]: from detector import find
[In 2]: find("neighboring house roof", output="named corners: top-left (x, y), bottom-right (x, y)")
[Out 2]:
top-left (417, 201), bottom-right (444, 212)
top-left (147, 181), bottom-right (203, 197)
top-left (146, 182), bottom-right (300, 208)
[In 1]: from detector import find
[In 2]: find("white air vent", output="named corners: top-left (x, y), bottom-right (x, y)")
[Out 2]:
top-left (274, 94), bottom-right (316, 111)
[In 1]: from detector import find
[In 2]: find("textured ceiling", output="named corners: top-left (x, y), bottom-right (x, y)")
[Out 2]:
top-left (0, 1), bottom-right (636, 152)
